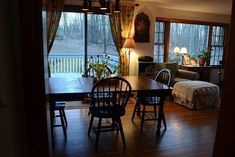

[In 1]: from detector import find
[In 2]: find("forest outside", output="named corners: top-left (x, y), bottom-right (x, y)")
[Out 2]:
top-left (49, 12), bottom-right (119, 74)
top-left (50, 12), bottom-right (118, 56)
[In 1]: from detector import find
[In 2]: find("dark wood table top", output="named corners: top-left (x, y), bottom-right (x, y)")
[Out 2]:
top-left (49, 76), bottom-right (170, 93)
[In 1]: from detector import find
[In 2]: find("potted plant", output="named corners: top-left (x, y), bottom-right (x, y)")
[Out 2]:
top-left (197, 49), bottom-right (209, 66)
top-left (190, 53), bottom-right (197, 66)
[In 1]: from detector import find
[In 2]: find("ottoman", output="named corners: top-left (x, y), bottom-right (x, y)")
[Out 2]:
top-left (172, 81), bottom-right (220, 110)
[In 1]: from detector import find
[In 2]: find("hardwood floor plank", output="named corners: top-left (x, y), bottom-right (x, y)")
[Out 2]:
top-left (53, 100), bottom-right (218, 157)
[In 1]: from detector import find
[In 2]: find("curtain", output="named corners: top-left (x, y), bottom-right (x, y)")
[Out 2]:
top-left (109, 1), bottom-right (135, 76)
top-left (46, 0), bottom-right (64, 77)
top-left (47, 0), bottom-right (64, 53)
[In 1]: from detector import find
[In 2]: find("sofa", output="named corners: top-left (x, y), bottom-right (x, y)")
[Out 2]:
top-left (154, 62), bottom-right (199, 86)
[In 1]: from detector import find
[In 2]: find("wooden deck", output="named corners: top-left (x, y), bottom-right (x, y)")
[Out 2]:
top-left (52, 100), bottom-right (219, 157)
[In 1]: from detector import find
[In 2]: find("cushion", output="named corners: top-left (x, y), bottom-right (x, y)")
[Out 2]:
top-left (155, 63), bottom-right (165, 71)
top-left (172, 80), bottom-right (219, 110)
top-left (164, 62), bottom-right (179, 76)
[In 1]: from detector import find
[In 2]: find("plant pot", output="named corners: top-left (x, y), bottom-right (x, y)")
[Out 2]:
top-left (199, 58), bottom-right (206, 66)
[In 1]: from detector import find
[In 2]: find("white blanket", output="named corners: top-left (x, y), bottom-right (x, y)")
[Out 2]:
top-left (172, 81), bottom-right (219, 102)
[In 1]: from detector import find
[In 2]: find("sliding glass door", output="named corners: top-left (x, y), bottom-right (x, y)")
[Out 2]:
top-left (49, 12), bottom-right (118, 76)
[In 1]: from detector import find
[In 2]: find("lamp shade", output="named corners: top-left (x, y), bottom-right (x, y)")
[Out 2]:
top-left (180, 47), bottom-right (188, 54)
top-left (123, 38), bottom-right (136, 48)
top-left (173, 47), bottom-right (180, 53)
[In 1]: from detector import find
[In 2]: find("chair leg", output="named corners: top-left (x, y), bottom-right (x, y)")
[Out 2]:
top-left (61, 109), bottom-right (67, 127)
top-left (131, 101), bottom-right (139, 121)
top-left (117, 117), bottom-right (126, 150)
top-left (59, 109), bottom-right (67, 139)
top-left (163, 113), bottom-right (167, 129)
top-left (154, 105), bottom-right (157, 118)
top-left (95, 118), bottom-right (102, 152)
top-left (140, 104), bottom-right (146, 133)
top-left (137, 101), bottom-right (141, 116)
top-left (88, 115), bottom-right (94, 136)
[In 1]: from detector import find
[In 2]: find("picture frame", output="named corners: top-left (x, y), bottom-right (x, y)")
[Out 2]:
top-left (183, 55), bottom-right (191, 65)
top-left (134, 12), bottom-right (150, 42)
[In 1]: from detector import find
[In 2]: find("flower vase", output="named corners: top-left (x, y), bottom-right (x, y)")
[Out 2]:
top-left (199, 58), bottom-right (206, 66)
top-left (96, 73), bottom-right (102, 81)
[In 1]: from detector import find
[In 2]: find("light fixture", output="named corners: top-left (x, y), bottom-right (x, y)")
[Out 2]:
top-left (87, 0), bottom-right (93, 13)
top-left (82, 0), bottom-right (89, 11)
top-left (173, 47), bottom-right (180, 54)
top-left (180, 47), bottom-right (188, 54)
top-left (180, 47), bottom-right (188, 65)
top-left (114, 0), bottom-right (120, 12)
top-left (123, 38), bottom-right (136, 75)
top-left (82, 0), bottom-right (120, 13)
top-left (99, 0), bottom-right (108, 10)
top-left (173, 47), bottom-right (181, 64)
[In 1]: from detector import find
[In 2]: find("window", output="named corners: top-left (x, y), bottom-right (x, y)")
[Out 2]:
top-left (49, 12), bottom-right (118, 74)
top-left (210, 26), bottom-right (225, 65)
top-left (169, 23), bottom-right (209, 63)
top-left (153, 21), bottom-right (165, 62)
top-left (50, 12), bottom-right (85, 54)
top-left (154, 19), bottom-right (228, 66)
top-left (87, 14), bottom-right (117, 56)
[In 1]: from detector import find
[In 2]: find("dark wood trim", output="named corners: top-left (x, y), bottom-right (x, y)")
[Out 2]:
top-left (164, 21), bottom-right (170, 62)
top-left (207, 25), bottom-right (213, 65)
top-left (84, 13), bottom-right (88, 71)
top-left (213, 1), bottom-right (235, 156)
top-left (20, 0), bottom-right (50, 156)
top-left (155, 17), bottom-right (229, 26)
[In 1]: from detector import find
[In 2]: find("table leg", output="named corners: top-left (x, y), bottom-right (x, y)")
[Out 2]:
top-left (156, 96), bottom-right (165, 135)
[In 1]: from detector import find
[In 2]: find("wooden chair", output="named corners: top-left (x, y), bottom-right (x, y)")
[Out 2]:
top-left (88, 77), bottom-right (132, 151)
top-left (82, 66), bottom-right (113, 102)
top-left (132, 69), bottom-right (172, 133)
top-left (52, 102), bottom-right (68, 139)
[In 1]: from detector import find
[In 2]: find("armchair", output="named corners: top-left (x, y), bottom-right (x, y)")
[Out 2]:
top-left (155, 62), bottom-right (199, 86)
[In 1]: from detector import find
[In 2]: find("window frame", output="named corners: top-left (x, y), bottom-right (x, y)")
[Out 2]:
top-left (52, 5), bottom-right (118, 71)
top-left (154, 17), bottom-right (229, 67)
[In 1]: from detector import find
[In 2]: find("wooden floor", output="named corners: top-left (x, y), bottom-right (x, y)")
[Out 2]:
top-left (52, 100), bottom-right (219, 157)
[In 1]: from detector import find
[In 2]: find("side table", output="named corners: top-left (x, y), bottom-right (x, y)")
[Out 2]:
top-left (179, 65), bottom-right (212, 82)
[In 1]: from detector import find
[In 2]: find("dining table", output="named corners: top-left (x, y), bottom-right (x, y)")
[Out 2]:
top-left (49, 75), bottom-right (172, 136)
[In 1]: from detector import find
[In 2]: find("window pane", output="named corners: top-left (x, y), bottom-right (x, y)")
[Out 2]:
top-left (50, 12), bottom-right (84, 54)
top-left (210, 26), bottom-right (225, 65)
top-left (169, 23), bottom-right (209, 63)
top-left (87, 14), bottom-right (118, 56)
top-left (154, 45), bottom-right (164, 62)
top-left (154, 21), bottom-right (165, 62)
top-left (49, 12), bottom-right (85, 74)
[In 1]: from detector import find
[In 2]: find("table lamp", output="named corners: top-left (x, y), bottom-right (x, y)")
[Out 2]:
top-left (173, 47), bottom-right (180, 54)
top-left (180, 47), bottom-right (187, 64)
top-left (123, 38), bottom-right (136, 75)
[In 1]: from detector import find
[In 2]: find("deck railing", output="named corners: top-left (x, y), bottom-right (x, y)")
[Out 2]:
top-left (48, 53), bottom-right (119, 74)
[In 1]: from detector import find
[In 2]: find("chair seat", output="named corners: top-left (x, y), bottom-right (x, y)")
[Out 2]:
top-left (89, 106), bottom-right (125, 118)
top-left (54, 102), bottom-right (66, 109)
top-left (53, 102), bottom-right (67, 139)
top-left (138, 96), bottom-right (160, 105)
